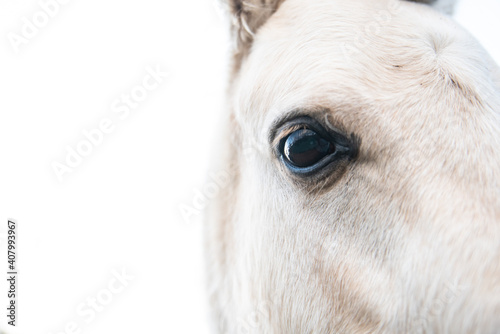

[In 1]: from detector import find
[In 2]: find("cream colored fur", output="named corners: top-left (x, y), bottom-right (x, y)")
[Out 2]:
top-left (206, 0), bottom-right (500, 333)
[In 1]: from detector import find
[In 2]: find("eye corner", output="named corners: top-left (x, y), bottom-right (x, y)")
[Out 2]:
top-left (346, 133), bottom-right (361, 160)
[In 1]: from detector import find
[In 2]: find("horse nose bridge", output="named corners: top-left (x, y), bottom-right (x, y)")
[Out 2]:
top-left (405, 155), bottom-right (500, 229)
top-left (440, 183), bottom-right (499, 222)
top-left (418, 132), bottom-right (500, 220)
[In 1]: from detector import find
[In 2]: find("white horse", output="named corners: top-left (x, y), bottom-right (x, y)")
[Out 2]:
top-left (206, 0), bottom-right (500, 332)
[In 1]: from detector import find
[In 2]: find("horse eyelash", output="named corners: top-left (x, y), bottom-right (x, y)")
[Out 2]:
top-left (272, 124), bottom-right (309, 149)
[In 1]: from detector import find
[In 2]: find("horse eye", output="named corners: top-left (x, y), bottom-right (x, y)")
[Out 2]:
top-left (283, 129), bottom-right (336, 168)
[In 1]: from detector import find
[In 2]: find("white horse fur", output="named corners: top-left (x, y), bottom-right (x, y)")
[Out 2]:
top-left (206, 0), bottom-right (500, 333)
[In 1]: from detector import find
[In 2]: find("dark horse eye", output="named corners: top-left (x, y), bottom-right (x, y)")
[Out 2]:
top-left (283, 129), bottom-right (336, 168)
top-left (274, 116), bottom-right (358, 176)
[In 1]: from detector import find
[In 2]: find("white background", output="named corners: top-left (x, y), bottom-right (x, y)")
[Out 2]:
top-left (0, 0), bottom-right (498, 333)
